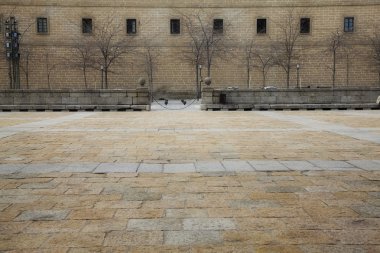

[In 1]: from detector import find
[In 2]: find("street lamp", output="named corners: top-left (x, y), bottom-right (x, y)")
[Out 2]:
top-left (296, 64), bottom-right (300, 89)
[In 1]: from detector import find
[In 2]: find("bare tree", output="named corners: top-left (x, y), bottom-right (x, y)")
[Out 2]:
top-left (18, 19), bottom-right (36, 89)
top-left (343, 45), bottom-right (360, 87)
top-left (44, 52), bottom-right (59, 89)
top-left (70, 38), bottom-right (97, 89)
top-left (91, 15), bottom-right (134, 89)
top-left (272, 10), bottom-right (301, 88)
top-left (370, 33), bottom-right (380, 86)
top-left (138, 44), bottom-right (160, 102)
top-left (200, 15), bottom-right (231, 77)
top-left (181, 10), bottom-right (231, 97)
top-left (243, 38), bottom-right (256, 88)
top-left (182, 12), bottom-right (206, 98)
top-left (254, 48), bottom-right (274, 88)
top-left (19, 46), bottom-right (32, 89)
top-left (326, 29), bottom-right (345, 88)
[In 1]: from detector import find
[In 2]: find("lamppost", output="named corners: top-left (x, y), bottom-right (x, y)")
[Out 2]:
top-left (198, 64), bottom-right (203, 100)
top-left (296, 64), bottom-right (300, 89)
top-left (4, 17), bottom-right (21, 89)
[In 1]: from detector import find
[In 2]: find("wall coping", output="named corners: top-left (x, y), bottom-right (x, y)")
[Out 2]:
top-left (211, 87), bottom-right (380, 92)
top-left (0, 89), bottom-right (148, 93)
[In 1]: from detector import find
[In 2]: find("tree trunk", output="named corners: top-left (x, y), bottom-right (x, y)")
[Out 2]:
top-left (104, 67), bottom-right (108, 89)
top-left (332, 51), bottom-right (336, 88)
top-left (8, 60), bottom-right (13, 89)
top-left (47, 73), bottom-right (51, 89)
top-left (26, 57), bottom-right (29, 89)
top-left (247, 66), bottom-right (250, 88)
top-left (45, 54), bottom-right (51, 89)
top-left (83, 67), bottom-right (88, 89)
top-left (149, 63), bottom-right (154, 102)
top-left (346, 54), bottom-right (349, 87)
top-left (262, 69), bottom-right (266, 88)
top-left (195, 65), bottom-right (200, 99)
top-left (286, 67), bottom-right (290, 89)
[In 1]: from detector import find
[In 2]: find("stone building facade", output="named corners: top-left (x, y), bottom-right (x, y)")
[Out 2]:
top-left (1, 0), bottom-right (380, 97)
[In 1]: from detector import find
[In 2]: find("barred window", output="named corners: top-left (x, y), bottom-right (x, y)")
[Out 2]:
top-left (257, 19), bottom-right (267, 34)
top-left (213, 19), bottom-right (224, 33)
top-left (82, 18), bottom-right (93, 34)
top-left (127, 19), bottom-right (137, 34)
top-left (170, 19), bottom-right (180, 34)
top-left (37, 17), bottom-right (48, 33)
top-left (300, 18), bottom-right (311, 34)
top-left (344, 17), bottom-right (354, 32)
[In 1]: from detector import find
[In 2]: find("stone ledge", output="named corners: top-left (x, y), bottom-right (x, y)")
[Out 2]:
top-left (0, 104), bottom-right (150, 111)
top-left (202, 103), bottom-right (380, 111)
top-left (0, 89), bottom-right (150, 111)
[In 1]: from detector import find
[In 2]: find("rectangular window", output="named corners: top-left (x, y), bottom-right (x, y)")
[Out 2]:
top-left (170, 19), bottom-right (180, 34)
top-left (82, 18), bottom-right (93, 34)
top-left (37, 17), bottom-right (48, 33)
top-left (344, 17), bottom-right (354, 32)
top-left (213, 19), bottom-right (224, 33)
top-left (127, 19), bottom-right (137, 34)
top-left (257, 18), bottom-right (267, 34)
top-left (300, 18), bottom-right (311, 34)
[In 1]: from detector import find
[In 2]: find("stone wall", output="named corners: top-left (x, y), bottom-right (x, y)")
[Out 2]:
top-left (0, 88), bottom-right (150, 111)
top-left (201, 87), bottom-right (380, 110)
top-left (1, 1), bottom-right (380, 95)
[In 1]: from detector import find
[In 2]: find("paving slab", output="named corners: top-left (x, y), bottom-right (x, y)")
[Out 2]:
top-left (127, 218), bottom-right (182, 231)
top-left (103, 231), bottom-right (163, 246)
top-left (138, 163), bottom-right (163, 173)
top-left (94, 163), bottom-right (139, 173)
top-left (0, 164), bottom-right (24, 174)
top-left (195, 161), bottom-right (225, 172)
top-left (63, 163), bottom-right (99, 173)
top-left (19, 181), bottom-right (58, 189)
top-left (281, 160), bottom-right (321, 171)
top-left (164, 231), bottom-right (222, 246)
top-left (221, 160), bottom-right (254, 172)
top-left (248, 160), bottom-right (289, 171)
top-left (183, 218), bottom-right (236, 230)
top-left (309, 160), bottom-right (358, 170)
top-left (351, 205), bottom-right (380, 218)
top-left (347, 160), bottom-right (380, 171)
top-left (164, 163), bottom-right (196, 173)
top-left (15, 210), bottom-right (69, 221)
top-left (20, 164), bottom-right (67, 173)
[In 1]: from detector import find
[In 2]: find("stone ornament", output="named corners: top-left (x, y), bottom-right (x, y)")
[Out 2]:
top-left (138, 77), bottom-right (146, 87)
top-left (204, 77), bottom-right (212, 86)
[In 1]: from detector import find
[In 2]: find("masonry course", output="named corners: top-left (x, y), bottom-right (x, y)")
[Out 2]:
top-left (1, 0), bottom-right (380, 96)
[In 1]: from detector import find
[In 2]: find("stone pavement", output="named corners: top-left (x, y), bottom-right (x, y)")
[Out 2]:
top-left (0, 108), bottom-right (379, 252)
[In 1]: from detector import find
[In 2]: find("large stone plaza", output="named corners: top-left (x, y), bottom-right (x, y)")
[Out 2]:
top-left (0, 105), bottom-right (379, 252)
top-left (1, 0), bottom-right (380, 251)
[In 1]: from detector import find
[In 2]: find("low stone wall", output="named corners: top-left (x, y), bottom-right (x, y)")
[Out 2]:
top-left (201, 87), bottom-right (380, 110)
top-left (0, 88), bottom-right (150, 111)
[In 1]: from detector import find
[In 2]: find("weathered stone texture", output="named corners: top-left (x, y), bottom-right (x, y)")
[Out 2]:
top-left (0, 1), bottom-right (379, 95)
